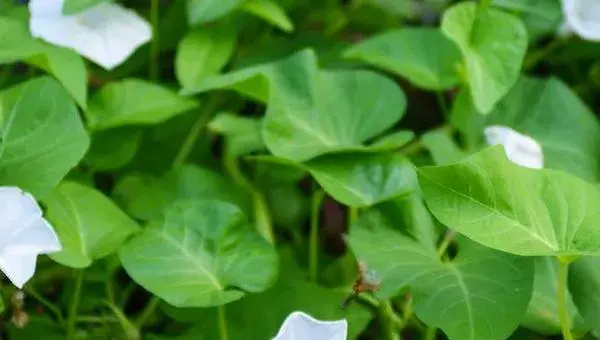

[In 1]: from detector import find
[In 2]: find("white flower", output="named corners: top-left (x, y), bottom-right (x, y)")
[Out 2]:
top-left (272, 311), bottom-right (347, 340)
top-left (484, 125), bottom-right (544, 169)
top-left (560, 0), bottom-right (600, 41)
top-left (28, 0), bottom-right (152, 70)
top-left (0, 187), bottom-right (61, 288)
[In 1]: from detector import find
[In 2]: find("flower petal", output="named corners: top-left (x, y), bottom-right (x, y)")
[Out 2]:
top-left (272, 311), bottom-right (347, 340)
top-left (0, 186), bottom-right (61, 288)
top-left (484, 125), bottom-right (544, 169)
top-left (29, 0), bottom-right (152, 70)
top-left (562, 0), bottom-right (600, 41)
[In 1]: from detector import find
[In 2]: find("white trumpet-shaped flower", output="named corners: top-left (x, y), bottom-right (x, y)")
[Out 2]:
top-left (484, 125), bottom-right (544, 169)
top-left (272, 311), bottom-right (347, 340)
top-left (560, 0), bottom-right (600, 41)
top-left (28, 0), bottom-right (152, 70)
top-left (0, 187), bottom-right (61, 288)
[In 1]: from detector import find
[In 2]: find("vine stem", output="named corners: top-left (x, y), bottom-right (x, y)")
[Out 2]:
top-left (379, 300), bottom-right (401, 340)
top-left (25, 287), bottom-right (65, 327)
top-left (135, 296), bottom-right (160, 329)
top-left (308, 189), bottom-right (325, 282)
top-left (218, 305), bottom-right (229, 340)
top-left (66, 270), bottom-right (84, 340)
top-left (436, 230), bottom-right (456, 259)
top-left (557, 257), bottom-right (574, 340)
top-left (149, 0), bottom-right (159, 80)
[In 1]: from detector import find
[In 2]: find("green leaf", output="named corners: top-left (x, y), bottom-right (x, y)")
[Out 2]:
top-left (186, 0), bottom-right (243, 25)
top-left (569, 256), bottom-right (600, 334)
top-left (62, 0), bottom-right (112, 14)
top-left (0, 16), bottom-right (43, 64)
top-left (421, 129), bottom-right (466, 165)
top-left (85, 79), bottom-right (199, 130)
top-left (347, 209), bottom-right (534, 340)
top-left (522, 257), bottom-right (586, 335)
top-left (208, 112), bottom-right (266, 157)
top-left (119, 199), bottom-right (278, 307)
top-left (344, 28), bottom-right (462, 90)
top-left (0, 77), bottom-right (89, 197)
top-left (182, 49), bottom-right (406, 162)
top-left (165, 247), bottom-right (370, 339)
top-left (175, 24), bottom-right (237, 89)
top-left (370, 130), bottom-right (415, 150)
top-left (419, 145), bottom-right (600, 256)
top-left (113, 164), bottom-right (252, 221)
top-left (84, 128), bottom-right (143, 171)
top-left (44, 181), bottom-right (140, 268)
top-left (441, 2), bottom-right (528, 113)
top-left (451, 76), bottom-right (600, 182)
top-left (241, 0), bottom-right (295, 32)
top-left (306, 152), bottom-right (418, 207)
top-left (492, 0), bottom-right (562, 41)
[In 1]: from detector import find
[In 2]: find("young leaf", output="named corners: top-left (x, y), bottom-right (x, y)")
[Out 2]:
top-left (451, 76), bottom-right (600, 182)
top-left (347, 210), bottom-right (533, 340)
top-left (442, 2), bottom-right (528, 113)
top-left (0, 77), bottom-right (89, 197)
top-left (208, 112), bottom-right (266, 157)
top-left (113, 165), bottom-right (252, 221)
top-left (186, 0), bottom-right (243, 25)
top-left (569, 256), bottom-right (600, 334)
top-left (44, 181), bottom-right (140, 268)
top-left (175, 23), bottom-right (237, 88)
top-left (241, 0), bottom-right (294, 33)
top-left (305, 152), bottom-right (418, 207)
top-left (85, 79), bottom-right (199, 130)
top-left (344, 28), bottom-right (462, 90)
top-left (421, 129), bottom-right (466, 165)
top-left (419, 145), bottom-right (600, 256)
top-left (119, 199), bottom-right (278, 307)
top-left (182, 49), bottom-right (406, 162)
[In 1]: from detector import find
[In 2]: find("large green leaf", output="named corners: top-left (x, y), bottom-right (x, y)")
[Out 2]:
top-left (44, 181), bottom-right (140, 268)
top-left (344, 28), bottom-right (462, 90)
top-left (451, 76), bottom-right (600, 182)
top-left (522, 257), bottom-right (586, 335)
top-left (85, 79), bottom-right (198, 130)
top-left (347, 209), bottom-right (533, 340)
top-left (164, 248), bottom-right (370, 339)
top-left (112, 164), bottom-right (252, 221)
top-left (441, 2), bottom-right (528, 114)
top-left (569, 256), bottom-right (600, 334)
top-left (175, 23), bottom-right (237, 89)
top-left (186, 0), bottom-right (243, 25)
top-left (305, 152), bottom-right (418, 207)
top-left (0, 77), bottom-right (89, 197)
top-left (182, 49), bottom-right (406, 162)
top-left (119, 199), bottom-right (278, 307)
top-left (419, 145), bottom-right (600, 256)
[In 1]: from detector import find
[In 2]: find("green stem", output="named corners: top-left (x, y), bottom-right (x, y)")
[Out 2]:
top-left (25, 287), bottom-right (65, 327)
top-left (76, 316), bottom-right (119, 324)
top-left (172, 95), bottom-right (222, 168)
top-left (348, 207), bottom-right (358, 228)
top-left (218, 305), bottom-right (229, 340)
top-left (424, 327), bottom-right (437, 340)
top-left (105, 302), bottom-right (140, 340)
top-left (66, 270), bottom-right (84, 340)
top-left (135, 296), bottom-right (160, 329)
top-left (435, 92), bottom-right (448, 118)
top-left (309, 189), bottom-right (325, 282)
top-left (557, 257), bottom-right (574, 340)
top-left (436, 230), bottom-right (456, 260)
top-left (523, 38), bottom-right (565, 71)
top-left (149, 0), bottom-right (159, 80)
top-left (379, 300), bottom-right (401, 340)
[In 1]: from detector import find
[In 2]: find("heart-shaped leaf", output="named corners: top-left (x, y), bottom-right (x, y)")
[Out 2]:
top-left (0, 77), bottom-right (89, 197)
top-left (419, 145), bottom-right (600, 256)
top-left (182, 49), bottom-right (406, 162)
top-left (347, 209), bottom-right (533, 340)
top-left (44, 181), bottom-right (140, 268)
top-left (305, 152), bottom-right (418, 207)
top-left (119, 199), bottom-right (278, 307)
top-left (86, 79), bottom-right (198, 130)
top-left (451, 76), bottom-right (600, 182)
top-left (344, 28), bottom-right (462, 90)
top-left (442, 2), bottom-right (528, 113)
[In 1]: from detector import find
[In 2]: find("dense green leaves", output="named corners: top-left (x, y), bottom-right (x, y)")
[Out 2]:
top-left (44, 181), bottom-right (140, 268)
top-left (183, 49), bottom-right (406, 162)
top-left (569, 257), bottom-right (600, 334)
top-left (347, 210), bottom-right (534, 340)
top-left (344, 28), bottom-right (462, 90)
top-left (241, 0), bottom-right (294, 32)
top-left (451, 76), bottom-right (600, 182)
top-left (208, 112), bottom-right (266, 157)
top-left (419, 145), bottom-right (600, 256)
top-left (85, 79), bottom-right (198, 130)
top-left (442, 2), bottom-right (528, 113)
top-left (0, 77), bottom-right (89, 197)
top-left (119, 200), bottom-right (278, 307)
top-left (84, 128), bottom-right (142, 171)
top-left (186, 0), bottom-right (243, 25)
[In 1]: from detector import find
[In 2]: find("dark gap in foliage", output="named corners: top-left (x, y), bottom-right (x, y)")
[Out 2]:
top-left (322, 196), bottom-right (347, 257)
top-left (397, 80), bottom-right (445, 134)
top-left (93, 172), bottom-right (115, 196)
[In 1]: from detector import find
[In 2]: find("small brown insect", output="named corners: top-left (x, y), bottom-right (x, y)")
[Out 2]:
top-left (341, 260), bottom-right (381, 309)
